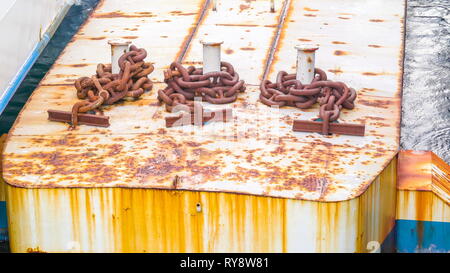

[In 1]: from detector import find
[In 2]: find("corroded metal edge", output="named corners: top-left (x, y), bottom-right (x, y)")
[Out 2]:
top-left (176, 0), bottom-right (211, 62)
top-left (0, 134), bottom-right (6, 201)
top-left (5, 159), bottom-right (396, 252)
top-left (398, 150), bottom-right (450, 205)
top-left (261, 0), bottom-right (291, 81)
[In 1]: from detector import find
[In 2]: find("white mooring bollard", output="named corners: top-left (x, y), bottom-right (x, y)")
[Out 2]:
top-left (108, 39), bottom-right (131, 74)
top-left (295, 44), bottom-right (319, 84)
top-left (200, 39), bottom-right (223, 74)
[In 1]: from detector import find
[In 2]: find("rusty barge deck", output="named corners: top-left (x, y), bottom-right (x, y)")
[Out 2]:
top-left (2, 0), bottom-right (405, 252)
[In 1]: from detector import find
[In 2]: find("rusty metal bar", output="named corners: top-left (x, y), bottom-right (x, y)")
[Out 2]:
top-left (293, 120), bottom-right (365, 136)
top-left (261, 0), bottom-right (291, 81)
top-left (47, 110), bottom-right (110, 127)
top-left (177, 0), bottom-right (212, 62)
top-left (165, 108), bottom-right (232, 128)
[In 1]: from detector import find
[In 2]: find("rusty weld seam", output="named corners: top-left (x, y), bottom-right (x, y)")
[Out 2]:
top-left (177, 0), bottom-right (212, 63)
top-left (396, 0), bottom-right (407, 143)
top-left (261, 0), bottom-right (291, 81)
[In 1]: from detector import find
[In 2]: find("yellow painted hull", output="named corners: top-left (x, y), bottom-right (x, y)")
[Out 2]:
top-left (6, 158), bottom-right (397, 253)
top-left (397, 190), bottom-right (450, 223)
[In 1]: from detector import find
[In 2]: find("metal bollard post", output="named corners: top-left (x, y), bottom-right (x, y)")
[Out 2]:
top-left (200, 39), bottom-right (223, 74)
top-left (108, 39), bottom-right (131, 74)
top-left (295, 44), bottom-right (319, 84)
top-left (270, 0), bottom-right (275, 12)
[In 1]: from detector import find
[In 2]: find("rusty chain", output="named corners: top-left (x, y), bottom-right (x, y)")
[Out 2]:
top-left (260, 68), bottom-right (357, 135)
top-left (71, 45), bottom-right (154, 128)
top-left (158, 61), bottom-right (246, 113)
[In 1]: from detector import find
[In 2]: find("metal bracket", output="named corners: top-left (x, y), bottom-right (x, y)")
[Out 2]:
top-left (293, 119), bottom-right (365, 136)
top-left (48, 110), bottom-right (110, 127)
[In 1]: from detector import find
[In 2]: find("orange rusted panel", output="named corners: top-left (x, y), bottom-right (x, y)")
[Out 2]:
top-left (398, 150), bottom-right (450, 205)
top-left (398, 150), bottom-right (432, 191)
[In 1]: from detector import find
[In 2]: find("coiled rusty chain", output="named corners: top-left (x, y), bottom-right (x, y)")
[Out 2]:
top-left (260, 69), bottom-right (357, 135)
top-left (71, 45), bottom-right (154, 128)
top-left (158, 61), bottom-right (246, 113)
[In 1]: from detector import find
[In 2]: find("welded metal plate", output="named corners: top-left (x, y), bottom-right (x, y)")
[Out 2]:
top-left (40, 0), bottom-right (208, 84)
top-left (398, 150), bottom-right (450, 204)
top-left (267, 0), bottom-right (405, 98)
top-left (3, 0), bottom-right (405, 202)
top-left (182, 0), bottom-right (285, 85)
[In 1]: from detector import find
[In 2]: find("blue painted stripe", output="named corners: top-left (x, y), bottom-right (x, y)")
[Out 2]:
top-left (0, 201), bottom-right (8, 242)
top-left (0, 34), bottom-right (51, 115)
top-left (396, 219), bottom-right (450, 253)
top-left (0, 2), bottom-right (72, 115)
top-left (381, 225), bottom-right (397, 253)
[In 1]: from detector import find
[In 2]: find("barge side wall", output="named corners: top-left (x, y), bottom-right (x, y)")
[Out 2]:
top-left (6, 157), bottom-right (397, 253)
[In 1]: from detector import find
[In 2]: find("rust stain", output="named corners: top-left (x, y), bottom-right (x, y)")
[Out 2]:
top-left (332, 41), bottom-right (346, 45)
top-left (368, 44), bottom-right (382, 48)
top-left (358, 98), bottom-right (394, 109)
top-left (224, 49), bottom-right (234, 55)
top-left (93, 11), bottom-right (157, 18)
top-left (369, 19), bottom-right (384, 23)
top-left (168, 11), bottom-right (197, 16)
top-left (304, 14), bottom-right (317, 17)
top-left (240, 47), bottom-right (255, 51)
top-left (334, 50), bottom-right (349, 56)
top-left (27, 247), bottom-right (47, 253)
top-left (303, 7), bottom-right (319, 12)
top-left (328, 68), bottom-right (343, 74)
top-left (215, 23), bottom-right (259, 27)
top-left (361, 71), bottom-right (393, 76)
top-left (239, 4), bottom-right (250, 12)
top-left (362, 72), bottom-right (378, 76)
top-left (70, 64), bottom-right (89, 68)
top-left (88, 36), bottom-right (106, 40)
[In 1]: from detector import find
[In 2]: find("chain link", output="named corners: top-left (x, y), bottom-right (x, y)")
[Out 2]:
top-left (158, 61), bottom-right (246, 113)
top-left (72, 45), bottom-right (154, 128)
top-left (260, 68), bottom-right (357, 135)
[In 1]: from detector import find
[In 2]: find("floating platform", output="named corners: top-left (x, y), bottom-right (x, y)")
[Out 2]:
top-left (2, 0), bottom-right (406, 252)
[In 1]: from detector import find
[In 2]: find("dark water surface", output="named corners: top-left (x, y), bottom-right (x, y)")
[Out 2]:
top-left (0, 0), bottom-right (99, 134)
top-left (401, 0), bottom-right (450, 164)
